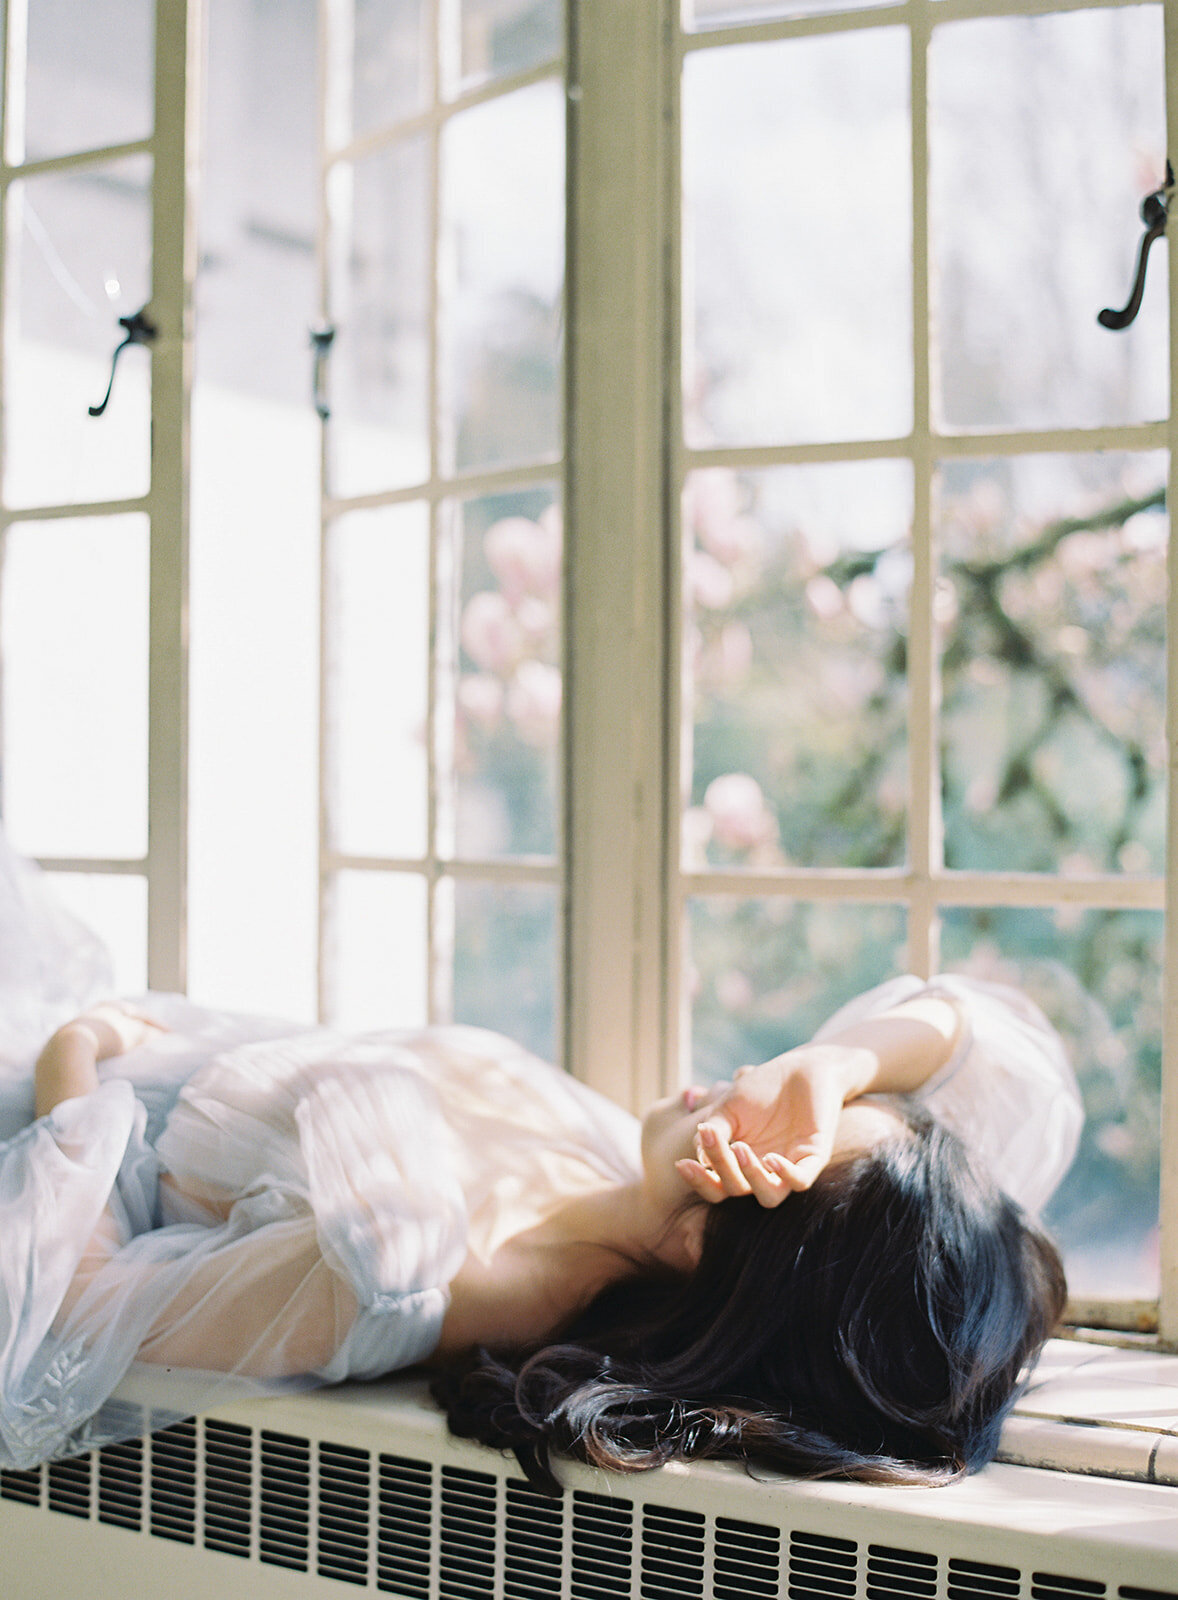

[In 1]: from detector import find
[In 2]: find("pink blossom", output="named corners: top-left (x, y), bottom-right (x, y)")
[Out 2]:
top-left (699, 514), bottom-right (764, 570)
top-left (507, 659), bottom-right (562, 747)
top-left (461, 590), bottom-right (524, 674)
top-left (713, 621), bottom-right (753, 687)
top-left (805, 574), bottom-right (843, 621)
top-left (690, 549), bottom-right (735, 610)
top-left (715, 969), bottom-right (755, 1014)
top-left (704, 772), bottom-right (776, 850)
top-left (484, 515), bottom-right (561, 603)
top-left (457, 673), bottom-right (504, 731)
top-left (687, 469), bottom-right (742, 539)
top-left (516, 596), bottom-right (554, 643)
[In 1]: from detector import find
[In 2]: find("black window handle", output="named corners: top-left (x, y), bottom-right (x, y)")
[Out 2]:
top-left (88, 306), bottom-right (157, 417)
top-left (1098, 161), bottom-right (1173, 331)
top-left (309, 323), bottom-right (335, 420)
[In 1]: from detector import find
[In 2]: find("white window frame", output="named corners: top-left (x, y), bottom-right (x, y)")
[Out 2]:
top-left (565, 0), bottom-right (1178, 1343)
top-left (0, 0), bottom-right (199, 994)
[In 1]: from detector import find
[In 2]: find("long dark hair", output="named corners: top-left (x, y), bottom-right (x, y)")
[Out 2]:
top-left (430, 1107), bottom-right (1067, 1491)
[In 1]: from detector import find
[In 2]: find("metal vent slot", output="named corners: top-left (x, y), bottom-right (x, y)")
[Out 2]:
top-left (714, 1514), bottom-right (780, 1599)
top-left (504, 1476), bottom-right (564, 1600)
top-left (790, 1529), bottom-right (859, 1599)
top-left (47, 1454), bottom-right (91, 1519)
top-left (1120, 1589), bottom-right (1178, 1600)
top-left (949, 1557), bottom-right (1022, 1599)
top-left (260, 1428), bottom-right (311, 1572)
top-left (149, 1417), bottom-right (196, 1544)
top-left (640, 1502), bottom-right (705, 1600)
top-left (868, 1542), bottom-right (938, 1599)
top-left (571, 1489), bottom-right (634, 1600)
top-left (440, 1464), bottom-right (497, 1599)
top-left (318, 1441), bottom-right (371, 1587)
top-left (202, 1418), bottom-right (252, 1557)
top-left (377, 1452), bottom-right (433, 1598)
top-left (97, 1435), bottom-right (143, 1530)
top-left (1033, 1578), bottom-right (1107, 1600)
top-left (0, 1466), bottom-right (42, 1507)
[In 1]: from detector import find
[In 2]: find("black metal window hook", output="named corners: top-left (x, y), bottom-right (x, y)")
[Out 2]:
top-left (309, 323), bottom-right (335, 421)
top-left (1098, 160), bottom-right (1173, 331)
top-left (88, 306), bottom-right (157, 417)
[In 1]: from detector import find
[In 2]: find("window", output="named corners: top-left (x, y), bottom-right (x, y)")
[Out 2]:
top-left (0, 0), bottom-right (1174, 1339)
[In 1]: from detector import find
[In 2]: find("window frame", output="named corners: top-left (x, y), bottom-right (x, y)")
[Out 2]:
top-left (564, 0), bottom-right (1178, 1342)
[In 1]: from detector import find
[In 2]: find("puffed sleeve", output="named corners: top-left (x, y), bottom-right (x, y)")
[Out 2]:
top-left (815, 974), bottom-right (1083, 1214)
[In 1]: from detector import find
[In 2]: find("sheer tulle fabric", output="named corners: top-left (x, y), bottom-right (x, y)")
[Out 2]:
top-left (0, 828), bottom-right (1080, 1470)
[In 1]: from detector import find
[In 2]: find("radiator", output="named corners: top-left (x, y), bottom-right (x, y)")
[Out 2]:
top-left (1, 1376), bottom-right (1176, 1600)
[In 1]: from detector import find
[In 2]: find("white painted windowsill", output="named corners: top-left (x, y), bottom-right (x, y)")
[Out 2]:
top-left (1000, 1336), bottom-right (1178, 1485)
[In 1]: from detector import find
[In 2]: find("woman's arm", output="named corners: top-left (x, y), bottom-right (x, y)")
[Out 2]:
top-left (676, 993), bottom-right (961, 1206)
top-left (35, 1004), bottom-right (163, 1117)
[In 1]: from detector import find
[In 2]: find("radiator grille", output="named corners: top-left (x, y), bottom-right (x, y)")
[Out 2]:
top-left (949, 1557), bottom-right (1023, 1599)
top-left (867, 1542), bottom-right (939, 1599)
top-left (714, 1513), bottom-right (780, 1599)
top-left (203, 1417), bottom-right (252, 1556)
top-left (0, 1467), bottom-right (41, 1507)
top-left (790, 1528), bottom-right (859, 1598)
top-left (1033, 1577), bottom-right (1107, 1600)
top-left (96, 1433), bottom-right (143, 1530)
top-left (377, 1451), bottom-right (433, 1597)
top-left (259, 1427), bottom-right (311, 1572)
top-left (46, 1453), bottom-right (90, 1519)
top-left (504, 1475), bottom-right (564, 1600)
top-left (440, 1463), bottom-right (497, 1599)
top-left (1, 1412), bottom-right (1174, 1599)
top-left (641, 1500), bottom-right (706, 1599)
top-left (318, 1440), bottom-right (371, 1586)
top-left (149, 1416), bottom-right (196, 1544)
top-left (571, 1489), bottom-right (634, 1600)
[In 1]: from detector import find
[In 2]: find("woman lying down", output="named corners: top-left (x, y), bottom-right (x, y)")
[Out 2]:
top-left (3, 973), bottom-right (1080, 1489)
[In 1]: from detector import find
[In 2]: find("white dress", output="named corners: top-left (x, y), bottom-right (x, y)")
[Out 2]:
top-left (0, 846), bottom-right (1082, 1471)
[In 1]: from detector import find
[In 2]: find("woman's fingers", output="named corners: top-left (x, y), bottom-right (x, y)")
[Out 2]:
top-left (674, 1157), bottom-right (728, 1203)
top-left (694, 1118), bottom-right (749, 1195)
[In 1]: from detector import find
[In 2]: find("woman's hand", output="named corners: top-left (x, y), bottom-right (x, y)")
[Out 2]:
top-left (674, 1042), bottom-right (875, 1206)
top-left (673, 994), bottom-right (962, 1207)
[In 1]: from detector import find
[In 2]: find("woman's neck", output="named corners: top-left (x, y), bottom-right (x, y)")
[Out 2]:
top-left (434, 1180), bottom-right (674, 1357)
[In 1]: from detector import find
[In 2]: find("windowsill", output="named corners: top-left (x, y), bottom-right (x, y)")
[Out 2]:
top-left (999, 1336), bottom-right (1178, 1484)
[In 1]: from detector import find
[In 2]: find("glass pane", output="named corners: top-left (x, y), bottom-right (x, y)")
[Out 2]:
top-left (689, 0), bottom-right (892, 25)
top-left (939, 452), bottom-right (1167, 875)
top-left (47, 872), bottom-right (147, 995)
top-left (5, 158), bottom-right (152, 508)
top-left (930, 8), bottom-right (1167, 433)
top-left (328, 502), bottom-right (430, 859)
top-left (441, 488), bottom-right (561, 860)
top-left (452, 879), bottom-right (558, 1061)
top-left (352, 0), bottom-right (430, 137)
top-left (330, 870), bottom-right (428, 1028)
top-left (441, 79), bottom-right (564, 472)
top-left (685, 461), bottom-right (911, 871)
top-left (942, 907), bottom-right (1161, 1302)
top-left (328, 136), bottom-right (431, 498)
top-left (22, 0), bottom-right (154, 163)
top-left (1, 517), bottom-right (148, 859)
top-left (455, 0), bottom-right (560, 95)
top-left (187, 0), bottom-right (319, 1025)
top-left (684, 32), bottom-right (911, 449)
top-left (688, 898), bottom-right (907, 1082)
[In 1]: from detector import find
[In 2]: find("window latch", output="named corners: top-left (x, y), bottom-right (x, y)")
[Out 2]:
top-left (309, 323), bottom-right (336, 421)
top-left (88, 305), bottom-right (157, 417)
top-left (1098, 161), bottom-right (1173, 331)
